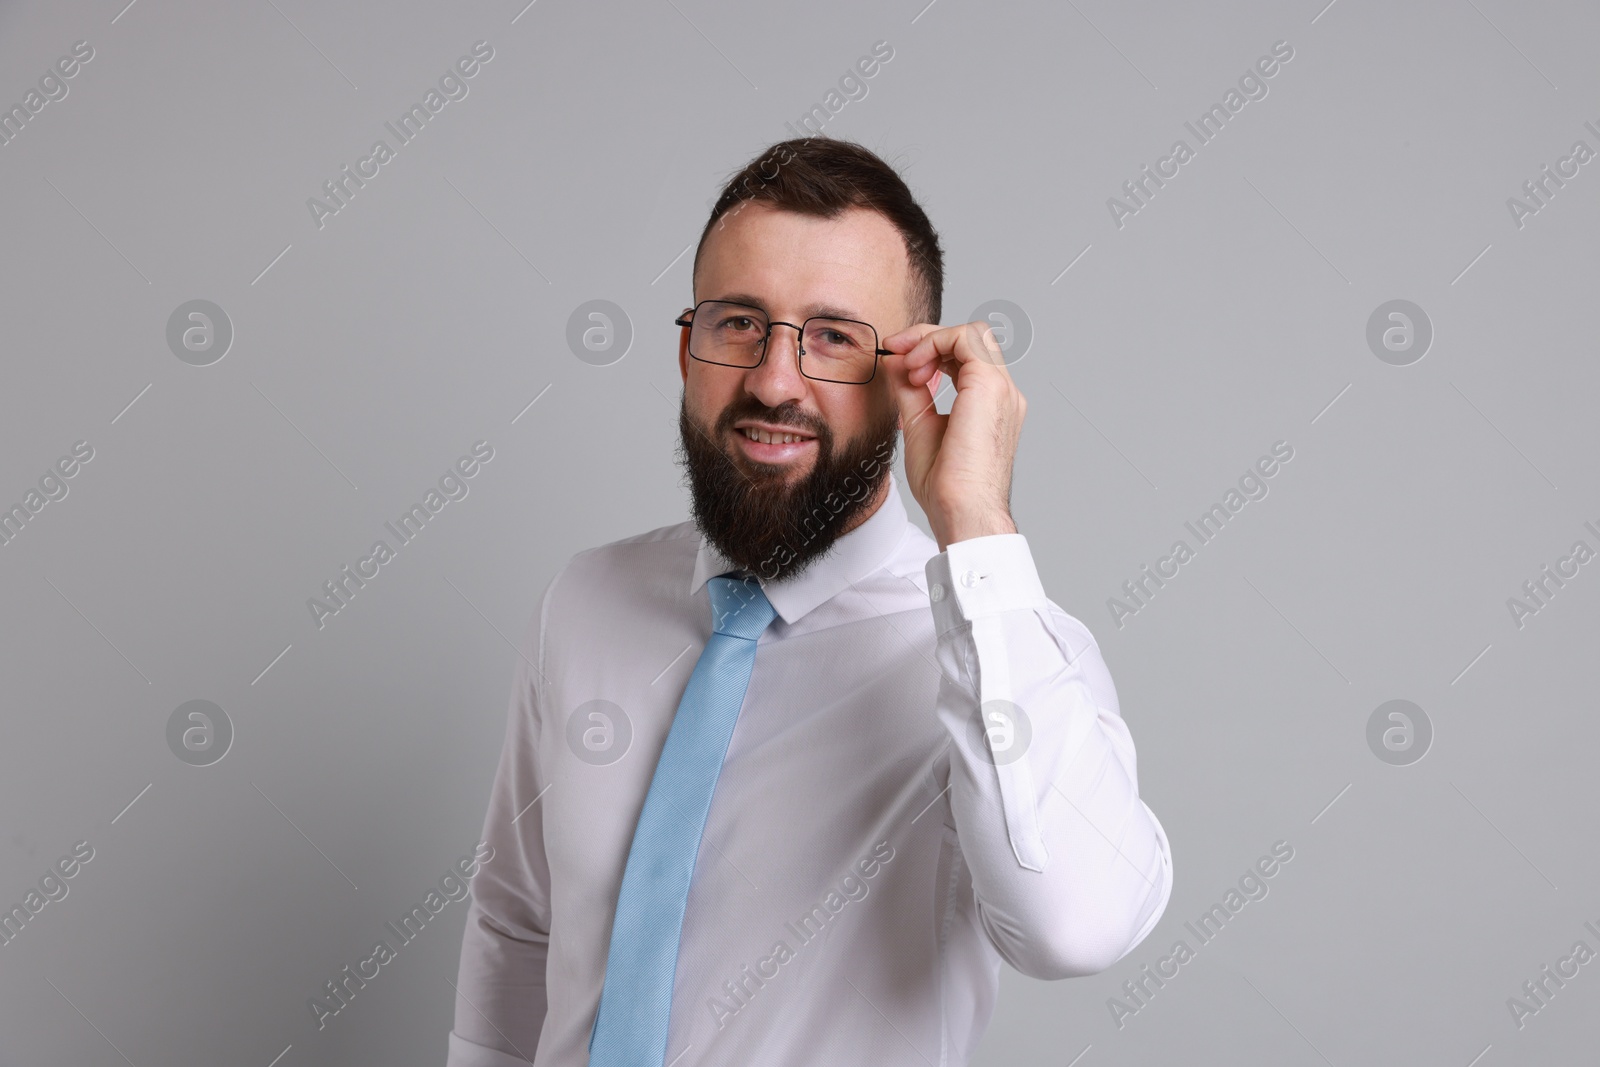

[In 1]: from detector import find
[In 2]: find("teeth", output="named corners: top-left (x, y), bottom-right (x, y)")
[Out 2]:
top-left (741, 428), bottom-right (809, 445)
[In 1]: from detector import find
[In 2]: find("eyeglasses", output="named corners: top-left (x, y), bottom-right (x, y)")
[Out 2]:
top-left (674, 299), bottom-right (893, 385)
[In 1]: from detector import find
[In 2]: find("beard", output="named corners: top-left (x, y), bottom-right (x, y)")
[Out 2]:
top-left (676, 394), bottom-right (899, 583)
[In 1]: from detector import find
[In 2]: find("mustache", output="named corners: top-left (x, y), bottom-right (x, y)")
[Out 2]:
top-left (714, 399), bottom-right (830, 441)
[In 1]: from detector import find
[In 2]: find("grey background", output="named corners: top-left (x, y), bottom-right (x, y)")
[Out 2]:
top-left (1, 0), bottom-right (1596, 1064)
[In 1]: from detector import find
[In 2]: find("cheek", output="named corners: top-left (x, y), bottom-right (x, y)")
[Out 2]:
top-left (684, 366), bottom-right (737, 427)
top-left (815, 389), bottom-right (876, 439)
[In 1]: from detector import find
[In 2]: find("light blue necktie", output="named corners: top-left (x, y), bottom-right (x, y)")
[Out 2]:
top-left (588, 573), bottom-right (777, 1066)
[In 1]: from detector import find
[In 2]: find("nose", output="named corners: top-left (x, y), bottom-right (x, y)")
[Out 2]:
top-left (742, 321), bottom-right (810, 410)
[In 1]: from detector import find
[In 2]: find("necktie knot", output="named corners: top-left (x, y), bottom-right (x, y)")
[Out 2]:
top-left (707, 574), bottom-right (776, 640)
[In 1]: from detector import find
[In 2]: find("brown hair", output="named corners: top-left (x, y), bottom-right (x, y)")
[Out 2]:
top-left (692, 137), bottom-right (944, 327)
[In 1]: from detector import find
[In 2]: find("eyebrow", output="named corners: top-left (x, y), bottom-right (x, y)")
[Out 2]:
top-left (712, 293), bottom-right (866, 322)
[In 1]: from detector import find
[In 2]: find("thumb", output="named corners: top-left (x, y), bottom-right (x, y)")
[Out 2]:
top-left (884, 352), bottom-right (945, 475)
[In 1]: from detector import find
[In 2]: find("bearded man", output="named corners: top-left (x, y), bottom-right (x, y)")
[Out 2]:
top-left (448, 136), bottom-right (1172, 1067)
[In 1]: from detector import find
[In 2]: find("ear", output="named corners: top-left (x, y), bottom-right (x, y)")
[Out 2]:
top-left (925, 368), bottom-right (941, 400)
top-left (678, 321), bottom-right (691, 383)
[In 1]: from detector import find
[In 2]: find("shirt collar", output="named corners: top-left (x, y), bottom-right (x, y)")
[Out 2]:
top-left (690, 476), bottom-right (910, 625)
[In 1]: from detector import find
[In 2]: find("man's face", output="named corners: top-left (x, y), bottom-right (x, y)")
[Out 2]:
top-left (677, 201), bottom-right (913, 581)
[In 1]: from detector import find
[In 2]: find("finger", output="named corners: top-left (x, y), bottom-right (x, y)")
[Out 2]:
top-left (882, 340), bottom-right (947, 442)
top-left (880, 322), bottom-right (941, 353)
top-left (903, 321), bottom-right (1008, 378)
top-left (911, 353), bottom-right (955, 389)
top-left (900, 328), bottom-right (968, 388)
top-left (889, 337), bottom-right (947, 388)
top-left (899, 323), bottom-right (961, 371)
top-left (909, 345), bottom-right (985, 392)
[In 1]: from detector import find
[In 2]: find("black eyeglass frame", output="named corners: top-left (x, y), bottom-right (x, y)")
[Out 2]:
top-left (674, 299), bottom-right (895, 385)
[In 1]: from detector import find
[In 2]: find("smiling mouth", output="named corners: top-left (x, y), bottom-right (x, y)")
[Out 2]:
top-left (737, 426), bottom-right (815, 445)
top-left (729, 423), bottom-right (819, 467)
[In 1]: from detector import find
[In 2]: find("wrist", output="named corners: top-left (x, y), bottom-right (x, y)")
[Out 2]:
top-left (935, 510), bottom-right (1017, 552)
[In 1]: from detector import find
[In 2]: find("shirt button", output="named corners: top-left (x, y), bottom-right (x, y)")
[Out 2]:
top-left (960, 570), bottom-right (981, 588)
top-left (930, 583), bottom-right (945, 603)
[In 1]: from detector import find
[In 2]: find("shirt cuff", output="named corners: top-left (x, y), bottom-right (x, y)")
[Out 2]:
top-left (924, 533), bottom-right (1048, 637)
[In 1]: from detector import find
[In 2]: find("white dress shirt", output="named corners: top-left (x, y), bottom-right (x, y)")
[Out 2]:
top-left (447, 476), bottom-right (1172, 1067)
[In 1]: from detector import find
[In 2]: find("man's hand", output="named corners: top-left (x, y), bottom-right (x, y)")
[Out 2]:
top-left (881, 321), bottom-right (1026, 552)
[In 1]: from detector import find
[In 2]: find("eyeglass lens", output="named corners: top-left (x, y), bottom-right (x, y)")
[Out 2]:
top-left (690, 301), bottom-right (877, 383)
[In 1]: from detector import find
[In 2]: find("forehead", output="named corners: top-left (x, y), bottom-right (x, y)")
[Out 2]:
top-left (696, 202), bottom-right (911, 320)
